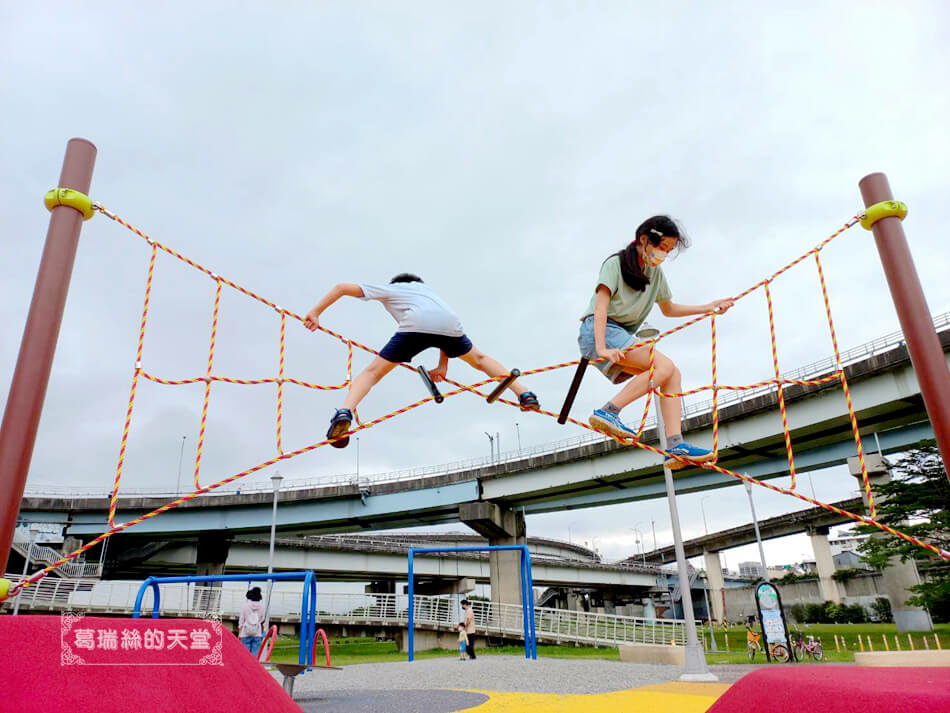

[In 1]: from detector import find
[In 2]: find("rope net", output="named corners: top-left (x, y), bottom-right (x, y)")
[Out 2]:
top-left (6, 205), bottom-right (948, 602)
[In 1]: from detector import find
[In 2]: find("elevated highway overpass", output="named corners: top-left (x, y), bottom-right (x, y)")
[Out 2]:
top-left (108, 532), bottom-right (661, 590)
top-left (632, 496), bottom-right (866, 564)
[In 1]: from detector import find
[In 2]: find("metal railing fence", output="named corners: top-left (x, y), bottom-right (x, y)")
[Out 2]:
top-left (4, 577), bottom-right (687, 648)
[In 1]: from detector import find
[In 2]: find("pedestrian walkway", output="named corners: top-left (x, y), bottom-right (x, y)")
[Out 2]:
top-left (287, 656), bottom-right (733, 712)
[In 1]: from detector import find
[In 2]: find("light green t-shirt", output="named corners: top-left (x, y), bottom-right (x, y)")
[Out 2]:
top-left (581, 255), bottom-right (672, 330)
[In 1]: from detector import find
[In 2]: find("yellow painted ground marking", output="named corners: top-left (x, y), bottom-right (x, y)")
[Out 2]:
top-left (455, 681), bottom-right (729, 713)
top-left (637, 681), bottom-right (732, 697)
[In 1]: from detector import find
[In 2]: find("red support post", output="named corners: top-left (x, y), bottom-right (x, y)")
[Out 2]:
top-left (859, 172), bottom-right (950, 481)
top-left (0, 138), bottom-right (97, 572)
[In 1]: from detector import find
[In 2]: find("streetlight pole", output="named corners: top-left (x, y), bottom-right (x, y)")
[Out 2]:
top-left (701, 585), bottom-right (719, 652)
top-left (631, 522), bottom-right (649, 564)
top-left (630, 528), bottom-right (646, 564)
top-left (744, 479), bottom-right (769, 581)
top-left (263, 471), bottom-right (283, 631)
top-left (700, 495), bottom-right (713, 536)
top-left (515, 422), bottom-right (521, 454)
top-left (484, 432), bottom-right (494, 461)
top-left (651, 520), bottom-right (657, 551)
top-left (652, 389), bottom-right (716, 681)
top-left (176, 435), bottom-right (187, 494)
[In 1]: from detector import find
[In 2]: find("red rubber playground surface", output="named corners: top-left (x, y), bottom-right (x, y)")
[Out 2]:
top-left (4, 615), bottom-right (950, 713)
top-left (0, 615), bottom-right (301, 713)
top-left (706, 665), bottom-right (950, 713)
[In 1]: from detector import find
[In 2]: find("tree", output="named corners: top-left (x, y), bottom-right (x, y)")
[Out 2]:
top-left (871, 597), bottom-right (893, 623)
top-left (857, 445), bottom-right (950, 621)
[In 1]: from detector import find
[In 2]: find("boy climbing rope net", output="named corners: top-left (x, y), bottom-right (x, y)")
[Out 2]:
top-left (304, 273), bottom-right (540, 448)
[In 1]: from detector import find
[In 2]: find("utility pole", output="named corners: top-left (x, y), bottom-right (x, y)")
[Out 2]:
top-left (176, 435), bottom-right (187, 494)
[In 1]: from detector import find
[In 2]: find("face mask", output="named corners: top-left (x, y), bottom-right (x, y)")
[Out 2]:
top-left (645, 247), bottom-right (669, 267)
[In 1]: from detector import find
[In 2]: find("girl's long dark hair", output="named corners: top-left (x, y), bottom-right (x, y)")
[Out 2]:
top-left (613, 215), bottom-right (688, 291)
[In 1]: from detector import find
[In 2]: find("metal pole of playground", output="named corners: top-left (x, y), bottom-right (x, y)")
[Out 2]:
top-left (0, 139), bottom-right (97, 574)
top-left (264, 471), bottom-right (283, 632)
top-left (652, 389), bottom-right (717, 681)
top-left (745, 479), bottom-right (769, 581)
top-left (859, 173), bottom-right (950, 482)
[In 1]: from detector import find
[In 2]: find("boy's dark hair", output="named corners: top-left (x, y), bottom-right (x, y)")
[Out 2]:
top-left (611, 215), bottom-right (689, 292)
top-left (390, 273), bottom-right (424, 284)
top-left (460, 599), bottom-right (470, 606)
top-left (246, 586), bottom-right (263, 601)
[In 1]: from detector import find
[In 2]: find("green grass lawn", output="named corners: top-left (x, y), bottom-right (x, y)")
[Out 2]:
top-left (700, 622), bottom-right (950, 664)
top-left (265, 636), bottom-right (619, 666)
top-left (262, 623), bottom-right (949, 667)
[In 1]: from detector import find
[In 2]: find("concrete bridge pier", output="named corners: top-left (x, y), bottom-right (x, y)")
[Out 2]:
top-left (459, 502), bottom-right (526, 607)
top-left (194, 534), bottom-right (231, 610)
top-left (808, 525), bottom-right (842, 604)
top-left (702, 550), bottom-right (726, 623)
top-left (849, 454), bottom-right (933, 632)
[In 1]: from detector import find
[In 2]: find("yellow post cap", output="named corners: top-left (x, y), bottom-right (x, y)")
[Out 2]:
top-left (860, 200), bottom-right (907, 230)
top-left (0, 577), bottom-right (11, 599)
top-left (44, 188), bottom-right (95, 221)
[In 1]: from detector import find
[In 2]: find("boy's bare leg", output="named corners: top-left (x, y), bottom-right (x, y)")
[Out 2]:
top-left (342, 357), bottom-right (399, 411)
top-left (458, 347), bottom-right (529, 397)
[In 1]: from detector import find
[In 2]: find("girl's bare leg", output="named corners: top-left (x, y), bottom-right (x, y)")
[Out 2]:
top-left (603, 345), bottom-right (683, 438)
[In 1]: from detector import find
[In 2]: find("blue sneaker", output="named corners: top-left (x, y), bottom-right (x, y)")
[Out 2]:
top-left (326, 408), bottom-right (352, 448)
top-left (664, 441), bottom-right (716, 470)
top-left (589, 409), bottom-right (638, 440)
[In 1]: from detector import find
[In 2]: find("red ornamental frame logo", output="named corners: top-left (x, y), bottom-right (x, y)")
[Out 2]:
top-left (60, 611), bottom-right (223, 666)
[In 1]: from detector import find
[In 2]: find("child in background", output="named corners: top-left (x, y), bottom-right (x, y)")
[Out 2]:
top-left (238, 586), bottom-right (265, 656)
top-left (457, 622), bottom-right (469, 661)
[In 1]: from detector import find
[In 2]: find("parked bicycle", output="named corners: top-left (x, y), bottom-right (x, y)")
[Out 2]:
top-left (793, 632), bottom-right (824, 661)
top-left (747, 629), bottom-right (762, 660)
top-left (747, 629), bottom-right (790, 662)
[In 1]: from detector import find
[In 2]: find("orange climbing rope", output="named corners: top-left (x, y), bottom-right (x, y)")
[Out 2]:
top-left (4, 206), bottom-right (946, 604)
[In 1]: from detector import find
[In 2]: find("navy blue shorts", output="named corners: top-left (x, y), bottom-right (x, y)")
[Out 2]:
top-left (379, 332), bottom-right (473, 363)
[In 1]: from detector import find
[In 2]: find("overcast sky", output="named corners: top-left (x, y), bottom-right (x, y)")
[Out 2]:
top-left (2, 2), bottom-right (949, 569)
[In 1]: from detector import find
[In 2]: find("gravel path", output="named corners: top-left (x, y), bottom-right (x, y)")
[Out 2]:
top-left (279, 656), bottom-right (685, 696)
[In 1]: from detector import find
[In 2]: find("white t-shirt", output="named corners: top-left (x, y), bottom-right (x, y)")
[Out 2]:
top-left (359, 282), bottom-right (465, 337)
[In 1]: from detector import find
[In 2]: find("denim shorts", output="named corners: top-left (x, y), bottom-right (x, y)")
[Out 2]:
top-left (577, 315), bottom-right (639, 384)
top-left (379, 331), bottom-right (473, 363)
top-left (240, 635), bottom-right (262, 656)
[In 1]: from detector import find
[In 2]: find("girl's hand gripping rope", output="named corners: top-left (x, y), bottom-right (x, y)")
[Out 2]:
top-left (709, 298), bottom-right (735, 314)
